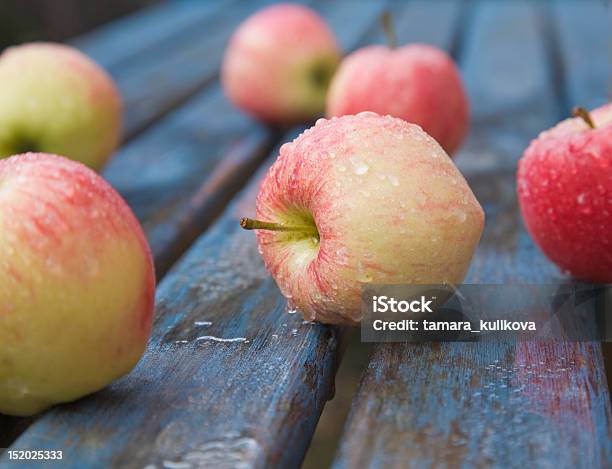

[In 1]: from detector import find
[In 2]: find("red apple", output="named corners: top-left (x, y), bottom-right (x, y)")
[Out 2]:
top-left (518, 104), bottom-right (612, 282)
top-left (222, 3), bottom-right (340, 125)
top-left (241, 112), bottom-right (484, 325)
top-left (326, 43), bottom-right (468, 156)
top-left (0, 153), bottom-right (155, 416)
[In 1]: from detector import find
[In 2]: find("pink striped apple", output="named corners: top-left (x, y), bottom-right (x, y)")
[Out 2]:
top-left (241, 113), bottom-right (484, 325)
top-left (0, 43), bottom-right (122, 170)
top-left (0, 153), bottom-right (154, 416)
top-left (222, 3), bottom-right (340, 125)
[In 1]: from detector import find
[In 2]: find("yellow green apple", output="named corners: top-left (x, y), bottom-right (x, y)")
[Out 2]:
top-left (0, 153), bottom-right (155, 416)
top-left (0, 43), bottom-right (122, 170)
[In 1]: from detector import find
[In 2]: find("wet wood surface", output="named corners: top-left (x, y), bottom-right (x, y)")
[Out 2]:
top-left (332, 2), bottom-right (612, 468)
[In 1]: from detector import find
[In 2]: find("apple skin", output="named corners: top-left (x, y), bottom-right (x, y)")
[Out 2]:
top-left (222, 3), bottom-right (340, 125)
top-left (253, 112), bottom-right (484, 325)
top-left (326, 44), bottom-right (468, 156)
top-left (518, 104), bottom-right (612, 282)
top-left (0, 43), bottom-right (122, 170)
top-left (0, 153), bottom-right (155, 416)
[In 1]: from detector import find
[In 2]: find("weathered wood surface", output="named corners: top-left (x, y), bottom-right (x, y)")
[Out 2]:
top-left (0, 1), bottom-right (393, 467)
top-left (72, 1), bottom-right (230, 72)
top-left (333, 2), bottom-right (612, 468)
top-left (103, 84), bottom-right (277, 277)
top-left (551, 1), bottom-right (611, 111)
top-left (77, 0), bottom-right (260, 139)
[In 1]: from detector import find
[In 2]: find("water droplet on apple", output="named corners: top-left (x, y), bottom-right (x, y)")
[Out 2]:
top-left (356, 268), bottom-right (373, 283)
top-left (577, 193), bottom-right (587, 205)
top-left (454, 209), bottom-right (467, 223)
top-left (86, 257), bottom-right (100, 276)
top-left (305, 309), bottom-right (316, 322)
top-left (349, 156), bottom-right (369, 175)
top-left (387, 174), bottom-right (399, 186)
top-left (356, 111), bottom-right (379, 118)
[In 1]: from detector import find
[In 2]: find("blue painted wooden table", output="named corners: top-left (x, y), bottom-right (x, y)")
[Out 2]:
top-left (0, 1), bottom-right (610, 468)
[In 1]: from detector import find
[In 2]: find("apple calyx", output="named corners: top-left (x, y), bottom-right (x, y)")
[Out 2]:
top-left (381, 11), bottom-right (397, 49)
top-left (572, 106), bottom-right (596, 129)
top-left (309, 60), bottom-right (335, 91)
top-left (240, 217), bottom-right (319, 236)
top-left (8, 135), bottom-right (39, 155)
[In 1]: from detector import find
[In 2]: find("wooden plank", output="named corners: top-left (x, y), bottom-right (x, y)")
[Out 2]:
top-left (552, 0), bottom-right (612, 410)
top-left (386, 0), bottom-right (463, 49)
top-left (332, 2), bottom-right (612, 468)
top-left (102, 82), bottom-right (277, 277)
top-left (551, 1), bottom-right (611, 112)
top-left (93, 0), bottom-right (273, 139)
top-left (71, 1), bottom-right (232, 70)
top-left (0, 2), bottom-right (391, 467)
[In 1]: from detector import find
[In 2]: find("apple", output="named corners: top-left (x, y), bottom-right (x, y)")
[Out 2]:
top-left (222, 3), bottom-right (341, 125)
top-left (518, 104), bottom-right (612, 282)
top-left (0, 153), bottom-right (155, 416)
top-left (326, 43), bottom-right (468, 156)
top-left (0, 43), bottom-right (122, 170)
top-left (241, 112), bottom-right (484, 325)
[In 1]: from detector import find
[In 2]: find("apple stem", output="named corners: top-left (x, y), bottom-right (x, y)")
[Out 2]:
top-left (240, 218), bottom-right (318, 235)
top-left (572, 106), bottom-right (596, 129)
top-left (381, 11), bottom-right (397, 49)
